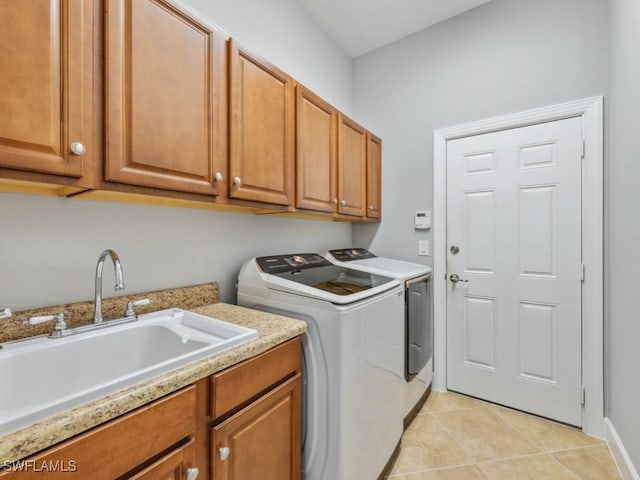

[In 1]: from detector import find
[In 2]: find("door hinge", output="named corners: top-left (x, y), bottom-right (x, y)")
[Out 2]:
top-left (581, 140), bottom-right (586, 159)
top-left (581, 385), bottom-right (586, 405)
top-left (581, 263), bottom-right (585, 281)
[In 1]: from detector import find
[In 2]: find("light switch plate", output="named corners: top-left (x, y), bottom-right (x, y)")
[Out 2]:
top-left (418, 240), bottom-right (429, 256)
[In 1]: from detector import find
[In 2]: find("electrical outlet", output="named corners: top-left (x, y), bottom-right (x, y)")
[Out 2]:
top-left (418, 240), bottom-right (429, 256)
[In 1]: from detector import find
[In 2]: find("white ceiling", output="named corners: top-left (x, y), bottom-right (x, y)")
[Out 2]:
top-left (297, 0), bottom-right (493, 57)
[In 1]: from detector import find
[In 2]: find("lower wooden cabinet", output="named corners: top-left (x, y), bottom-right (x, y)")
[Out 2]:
top-left (212, 374), bottom-right (301, 480)
top-left (0, 386), bottom-right (196, 479)
top-left (1, 337), bottom-right (302, 480)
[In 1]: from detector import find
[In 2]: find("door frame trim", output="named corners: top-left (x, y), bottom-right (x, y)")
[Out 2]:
top-left (432, 96), bottom-right (604, 437)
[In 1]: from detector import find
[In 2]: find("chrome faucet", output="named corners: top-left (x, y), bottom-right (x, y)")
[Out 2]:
top-left (93, 249), bottom-right (125, 324)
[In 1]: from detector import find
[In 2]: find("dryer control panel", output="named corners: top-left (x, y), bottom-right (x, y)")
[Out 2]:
top-left (328, 248), bottom-right (377, 262)
top-left (256, 253), bottom-right (331, 273)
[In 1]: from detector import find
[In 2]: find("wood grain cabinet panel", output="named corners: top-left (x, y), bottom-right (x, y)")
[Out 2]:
top-left (295, 86), bottom-right (337, 213)
top-left (366, 133), bottom-right (382, 219)
top-left (0, 0), bottom-right (93, 178)
top-left (0, 386), bottom-right (196, 480)
top-left (212, 374), bottom-right (302, 480)
top-left (229, 39), bottom-right (294, 206)
top-left (105, 0), bottom-right (226, 195)
top-left (129, 440), bottom-right (196, 480)
top-left (338, 115), bottom-right (367, 217)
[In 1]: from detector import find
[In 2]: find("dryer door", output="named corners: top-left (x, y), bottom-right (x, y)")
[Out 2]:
top-left (406, 274), bottom-right (432, 380)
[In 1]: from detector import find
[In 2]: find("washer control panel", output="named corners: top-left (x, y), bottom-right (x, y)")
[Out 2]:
top-left (328, 248), bottom-right (377, 262)
top-left (257, 253), bottom-right (331, 273)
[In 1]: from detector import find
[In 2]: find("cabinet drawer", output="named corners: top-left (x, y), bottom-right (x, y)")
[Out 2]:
top-left (212, 374), bottom-right (302, 480)
top-left (211, 338), bottom-right (301, 419)
top-left (128, 439), bottom-right (196, 480)
top-left (1, 386), bottom-right (196, 479)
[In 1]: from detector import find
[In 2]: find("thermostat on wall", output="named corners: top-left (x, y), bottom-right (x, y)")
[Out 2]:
top-left (415, 210), bottom-right (431, 230)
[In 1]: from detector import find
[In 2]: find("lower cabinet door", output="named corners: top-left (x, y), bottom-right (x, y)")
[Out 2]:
top-left (212, 374), bottom-right (301, 480)
top-left (129, 439), bottom-right (196, 480)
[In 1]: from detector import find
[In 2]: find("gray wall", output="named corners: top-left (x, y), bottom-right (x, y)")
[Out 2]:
top-left (185, 0), bottom-right (353, 114)
top-left (607, 0), bottom-right (640, 469)
top-left (352, 0), bottom-right (609, 266)
top-left (0, 0), bottom-right (353, 311)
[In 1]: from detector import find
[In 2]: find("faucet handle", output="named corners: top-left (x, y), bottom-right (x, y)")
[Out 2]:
top-left (25, 313), bottom-right (68, 331)
top-left (0, 308), bottom-right (11, 320)
top-left (124, 298), bottom-right (151, 318)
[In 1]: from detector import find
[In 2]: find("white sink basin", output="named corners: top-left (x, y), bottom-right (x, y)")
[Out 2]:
top-left (0, 308), bottom-right (258, 435)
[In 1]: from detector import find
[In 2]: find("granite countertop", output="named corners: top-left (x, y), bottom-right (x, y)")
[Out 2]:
top-left (0, 303), bottom-right (306, 464)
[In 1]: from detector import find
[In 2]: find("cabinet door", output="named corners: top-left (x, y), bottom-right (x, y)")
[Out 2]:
top-left (212, 374), bottom-right (301, 480)
top-left (229, 39), bottom-right (294, 206)
top-left (337, 115), bottom-right (367, 217)
top-left (295, 86), bottom-right (337, 213)
top-left (129, 440), bottom-right (196, 480)
top-left (0, 0), bottom-right (93, 177)
top-left (366, 133), bottom-right (382, 219)
top-left (105, 0), bottom-right (225, 195)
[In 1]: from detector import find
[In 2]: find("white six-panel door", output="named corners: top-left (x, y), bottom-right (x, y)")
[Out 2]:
top-left (446, 117), bottom-right (583, 426)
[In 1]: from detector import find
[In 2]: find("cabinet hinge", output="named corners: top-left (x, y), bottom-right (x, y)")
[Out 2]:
top-left (581, 263), bottom-right (586, 282)
top-left (581, 140), bottom-right (586, 159)
top-left (581, 385), bottom-right (586, 405)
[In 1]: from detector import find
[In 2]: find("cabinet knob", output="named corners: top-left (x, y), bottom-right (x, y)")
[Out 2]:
top-left (70, 142), bottom-right (86, 155)
top-left (186, 467), bottom-right (199, 480)
top-left (219, 446), bottom-right (230, 460)
top-left (340, 200), bottom-right (346, 207)
top-left (332, 198), bottom-right (338, 205)
top-left (233, 177), bottom-right (242, 186)
top-left (369, 205), bottom-right (376, 211)
top-left (214, 172), bottom-right (223, 182)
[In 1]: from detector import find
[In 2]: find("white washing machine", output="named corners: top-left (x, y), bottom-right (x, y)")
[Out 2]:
top-left (238, 253), bottom-right (405, 480)
top-left (323, 248), bottom-right (433, 422)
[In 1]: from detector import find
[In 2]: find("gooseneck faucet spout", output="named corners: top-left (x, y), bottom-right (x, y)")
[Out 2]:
top-left (93, 249), bottom-right (125, 324)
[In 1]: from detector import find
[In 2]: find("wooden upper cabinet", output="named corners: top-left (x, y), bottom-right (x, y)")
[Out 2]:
top-left (104, 0), bottom-right (226, 195)
top-left (337, 115), bottom-right (367, 217)
top-left (295, 86), bottom-right (337, 213)
top-left (0, 0), bottom-right (94, 178)
top-left (228, 39), bottom-right (294, 206)
top-left (366, 133), bottom-right (382, 219)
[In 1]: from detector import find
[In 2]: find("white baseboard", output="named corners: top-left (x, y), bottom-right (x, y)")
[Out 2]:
top-left (605, 417), bottom-right (640, 480)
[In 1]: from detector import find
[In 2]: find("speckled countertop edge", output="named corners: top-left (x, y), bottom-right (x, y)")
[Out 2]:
top-left (0, 303), bottom-right (306, 464)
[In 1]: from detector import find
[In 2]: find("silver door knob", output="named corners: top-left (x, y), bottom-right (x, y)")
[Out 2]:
top-left (340, 200), bottom-right (346, 207)
top-left (219, 446), bottom-right (230, 460)
top-left (449, 274), bottom-right (469, 283)
top-left (70, 142), bottom-right (86, 155)
top-left (214, 172), bottom-right (223, 182)
top-left (233, 176), bottom-right (242, 186)
top-left (332, 198), bottom-right (338, 205)
top-left (186, 467), bottom-right (199, 480)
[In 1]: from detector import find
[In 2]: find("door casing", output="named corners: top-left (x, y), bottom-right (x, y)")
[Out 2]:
top-left (432, 96), bottom-right (604, 437)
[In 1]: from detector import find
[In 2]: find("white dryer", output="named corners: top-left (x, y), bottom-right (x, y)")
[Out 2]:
top-left (324, 248), bottom-right (433, 422)
top-left (237, 253), bottom-right (405, 480)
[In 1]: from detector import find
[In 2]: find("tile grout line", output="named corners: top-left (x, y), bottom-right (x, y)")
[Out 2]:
top-left (431, 405), bottom-right (543, 463)
top-left (547, 453), bottom-right (584, 480)
top-left (389, 411), bottom-right (478, 477)
top-left (429, 410), bottom-right (490, 466)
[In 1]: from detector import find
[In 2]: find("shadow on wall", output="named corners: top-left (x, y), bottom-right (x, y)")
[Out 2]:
top-left (352, 222), bottom-right (381, 249)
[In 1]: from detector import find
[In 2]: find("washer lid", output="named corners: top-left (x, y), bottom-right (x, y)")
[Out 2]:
top-left (255, 253), bottom-right (400, 304)
top-left (324, 249), bottom-right (431, 281)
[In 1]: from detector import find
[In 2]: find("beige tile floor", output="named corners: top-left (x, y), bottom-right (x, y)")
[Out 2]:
top-left (387, 391), bottom-right (621, 480)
